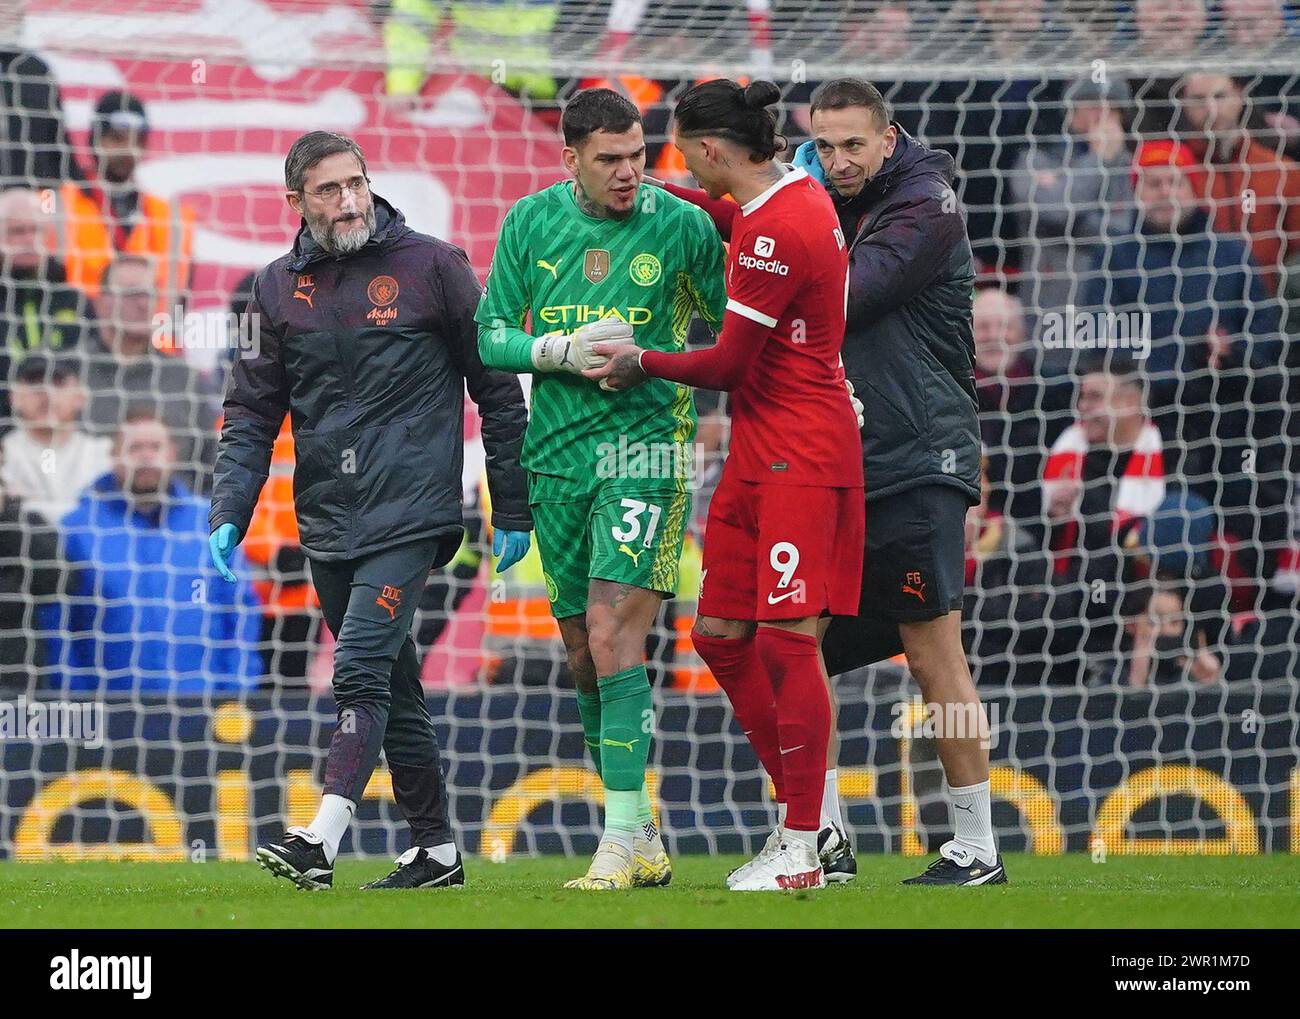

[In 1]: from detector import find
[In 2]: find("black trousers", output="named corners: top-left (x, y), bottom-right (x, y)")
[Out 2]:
top-left (308, 533), bottom-right (459, 847)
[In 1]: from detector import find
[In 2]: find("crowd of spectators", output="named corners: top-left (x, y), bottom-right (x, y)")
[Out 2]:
top-left (1, 0), bottom-right (1299, 695)
top-left (0, 57), bottom-right (239, 694)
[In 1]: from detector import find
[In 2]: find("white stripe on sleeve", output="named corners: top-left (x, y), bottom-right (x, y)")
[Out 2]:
top-left (726, 298), bottom-right (778, 328)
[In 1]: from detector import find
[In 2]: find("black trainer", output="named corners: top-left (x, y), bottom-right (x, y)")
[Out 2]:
top-left (903, 844), bottom-right (1007, 886)
top-left (361, 846), bottom-right (465, 890)
top-left (256, 827), bottom-right (333, 890)
top-left (818, 824), bottom-right (857, 883)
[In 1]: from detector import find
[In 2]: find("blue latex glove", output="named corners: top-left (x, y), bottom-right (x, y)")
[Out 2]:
top-left (492, 528), bottom-right (531, 574)
top-left (792, 139), bottom-right (828, 187)
top-left (209, 523), bottom-right (243, 583)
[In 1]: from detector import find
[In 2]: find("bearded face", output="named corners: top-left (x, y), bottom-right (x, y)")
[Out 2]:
top-left (290, 151), bottom-right (377, 255)
top-left (304, 198), bottom-right (376, 254)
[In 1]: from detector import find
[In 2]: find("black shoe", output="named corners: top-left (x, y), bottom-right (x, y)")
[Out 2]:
top-left (361, 846), bottom-right (465, 890)
top-left (256, 827), bottom-right (333, 890)
top-left (903, 845), bottom-right (1007, 886)
top-left (818, 824), bottom-right (857, 883)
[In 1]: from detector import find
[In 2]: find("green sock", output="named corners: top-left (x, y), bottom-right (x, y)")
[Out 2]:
top-left (597, 665), bottom-right (654, 847)
top-left (575, 687), bottom-right (602, 778)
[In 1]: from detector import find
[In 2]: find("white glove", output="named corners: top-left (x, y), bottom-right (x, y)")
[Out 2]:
top-left (846, 378), bottom-right (864, 428)
top-left (530, 318), bottom-right (631, 374)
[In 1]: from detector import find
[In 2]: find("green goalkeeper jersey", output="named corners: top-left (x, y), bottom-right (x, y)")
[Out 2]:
top-left (475, 180), bottom-right (727, 498)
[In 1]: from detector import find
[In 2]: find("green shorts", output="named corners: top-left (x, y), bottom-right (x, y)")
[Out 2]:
top-left (531, 483), bottom-right (691, 620)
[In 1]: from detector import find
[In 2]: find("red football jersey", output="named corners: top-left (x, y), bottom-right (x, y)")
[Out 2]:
top-left (723, 168), bottom-right (861, 487)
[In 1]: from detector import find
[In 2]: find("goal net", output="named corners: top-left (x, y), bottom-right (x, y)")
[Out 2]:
top-left (1, 0), bottom-right (1297, 862)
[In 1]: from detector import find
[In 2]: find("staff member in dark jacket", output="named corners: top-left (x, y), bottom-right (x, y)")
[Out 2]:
top-left (210, 132), bottom-right (532, 891)
top-left (794, 79), bottom-right (1002, 886)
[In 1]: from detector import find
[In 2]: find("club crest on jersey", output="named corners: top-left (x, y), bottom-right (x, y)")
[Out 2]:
top-left (367, 275), bottom-right (399, 306)
top-left (583, 249), bottom-right (611, 284)
top-left (629, 252), bottom-right (662, 287)
top-left (366, 274), bottom-right (400, 323)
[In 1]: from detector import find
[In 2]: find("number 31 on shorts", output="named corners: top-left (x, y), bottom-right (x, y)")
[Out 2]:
top-left (610, 498), bottom-right (662, 547)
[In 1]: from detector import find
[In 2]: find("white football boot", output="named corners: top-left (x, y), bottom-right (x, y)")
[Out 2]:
top-left (730, 837), bottom-right (825, 892)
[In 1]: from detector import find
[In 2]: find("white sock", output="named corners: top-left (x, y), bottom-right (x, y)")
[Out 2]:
top-left (777, 801), bottom-right (788, 830)
top-left (425, 842), bottom-right (458, 866)
top-left (602, 828), bottom-right (634, 852)
top-left (783, 827), bottom-right (818, 853)
top-left (822, 769), bottom-right (845, 831)
top-left (306, 794), bottom-right (355, 863)
top-left (947, 779), bottom-right (997, 866)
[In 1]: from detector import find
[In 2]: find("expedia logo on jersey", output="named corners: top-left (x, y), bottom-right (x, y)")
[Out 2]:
top-left (535, 305), bottom-right (653, 327)
top-left (738, 234), bottom-right (789, 275)
top-left (366, 274), bottom-right (400, 323)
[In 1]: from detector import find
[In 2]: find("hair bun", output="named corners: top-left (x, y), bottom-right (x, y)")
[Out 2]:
top-left (742, 80), bottom-right (781, 110)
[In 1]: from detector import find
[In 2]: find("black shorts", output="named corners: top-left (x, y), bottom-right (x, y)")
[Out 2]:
top-left (822, 483), bottom-right (970, 676)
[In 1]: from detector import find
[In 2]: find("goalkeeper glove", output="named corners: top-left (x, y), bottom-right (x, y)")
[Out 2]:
top-left (530, 317), bottom-right (631, 374)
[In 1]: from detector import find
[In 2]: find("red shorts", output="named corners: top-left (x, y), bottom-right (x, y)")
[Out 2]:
top-left (698, 472), bottom-right (865, 621)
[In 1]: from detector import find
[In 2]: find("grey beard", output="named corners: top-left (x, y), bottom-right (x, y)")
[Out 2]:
top-left (310, 204), bottom-right (376, 254)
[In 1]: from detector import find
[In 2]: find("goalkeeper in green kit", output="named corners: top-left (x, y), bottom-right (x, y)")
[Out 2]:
top-left (476, 88), bottom-right (726, 890)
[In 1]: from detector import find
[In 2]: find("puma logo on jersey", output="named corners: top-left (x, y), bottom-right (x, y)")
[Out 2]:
top-left (602, 737), bottom-right (640, 753)
top-left (537, 258), bottom-right (562, 279)
top-left (618, 543), bottom-right (644, 566)
top-left (902, 583), bottom-right (926, 603)
top-left (293, 274), bottom-right (315, 308)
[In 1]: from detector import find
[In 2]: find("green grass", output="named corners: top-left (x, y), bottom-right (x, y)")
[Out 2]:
top-left (1, 854), bottom-right (1296, 929)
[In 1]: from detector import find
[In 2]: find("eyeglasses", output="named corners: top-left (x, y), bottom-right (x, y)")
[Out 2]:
top-left (303, 176), bottom-right (370, 202)
top-left (109, 287), bottom-right (155, 301)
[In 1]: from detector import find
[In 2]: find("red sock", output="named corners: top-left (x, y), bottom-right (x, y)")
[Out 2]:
top-left (692, 632), bottom-right (786, 805)
top-left (754, 627), bottom-right (830, 833)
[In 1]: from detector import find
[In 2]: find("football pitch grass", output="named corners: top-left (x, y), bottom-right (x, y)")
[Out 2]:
top-left (1, 854), bottom-right (1297, 928)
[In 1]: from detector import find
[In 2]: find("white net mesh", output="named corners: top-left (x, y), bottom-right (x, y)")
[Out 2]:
top-left (0, 0), bottom-right (1298, 861)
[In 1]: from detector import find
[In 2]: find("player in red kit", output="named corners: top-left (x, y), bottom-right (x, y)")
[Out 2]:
top-left (586, 79), bottom-right (864, 891)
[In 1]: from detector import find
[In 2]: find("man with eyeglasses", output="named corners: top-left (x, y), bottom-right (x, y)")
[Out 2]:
top-left (210, 131), bottom-right (532, 891)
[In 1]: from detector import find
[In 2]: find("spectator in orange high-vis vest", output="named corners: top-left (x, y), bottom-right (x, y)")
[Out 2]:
top-left (54, 91), bottom-right (194, 317)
